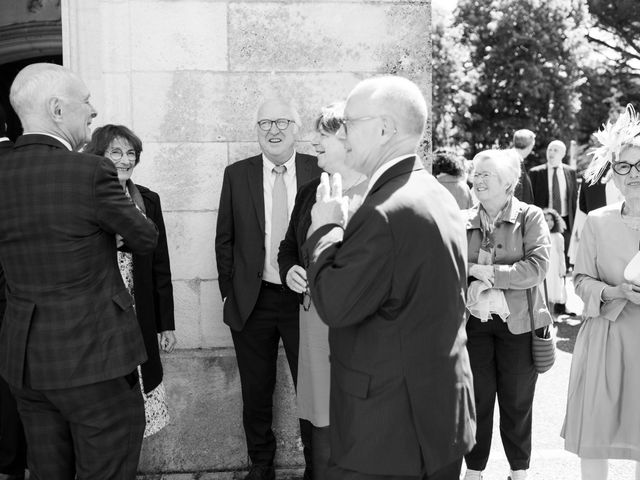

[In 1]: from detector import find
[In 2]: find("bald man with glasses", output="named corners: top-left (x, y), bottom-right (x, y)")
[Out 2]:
top-left (215, 98), bottom-right (321, 480)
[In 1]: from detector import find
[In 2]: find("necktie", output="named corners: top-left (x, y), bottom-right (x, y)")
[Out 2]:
top-left (552, 166), bottom-right (561, 214)
top-left (270, 165), bottom-right (288, 270)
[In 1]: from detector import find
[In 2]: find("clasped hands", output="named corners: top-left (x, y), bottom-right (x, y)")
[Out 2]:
top-left (309, 172), bottom-right (350, 235)
top-left (469, 263), bottom-right (495, 288)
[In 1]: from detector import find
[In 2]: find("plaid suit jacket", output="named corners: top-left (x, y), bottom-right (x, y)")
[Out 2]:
top-left (0, 134), bottom-right (158, 389)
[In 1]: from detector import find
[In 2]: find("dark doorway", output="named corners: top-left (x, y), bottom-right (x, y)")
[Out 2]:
top-left (0, 55), bottom-right (63, 141)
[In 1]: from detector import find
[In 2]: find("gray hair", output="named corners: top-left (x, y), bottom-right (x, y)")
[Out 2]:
top-left (353, 75), bottom-right (427, 137)
top-left (473, 149), bottom-right (521, 196)
top-left (10, 63), bottom-right (79, 121)
top-left (254, 98), bottom-right (302, 126)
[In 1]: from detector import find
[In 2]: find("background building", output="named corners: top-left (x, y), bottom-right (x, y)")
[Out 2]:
top-left (0, 0), bottom-right (430, 473)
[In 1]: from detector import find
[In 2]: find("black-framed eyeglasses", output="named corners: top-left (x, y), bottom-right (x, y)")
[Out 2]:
top-left (612, 161), bottom-right (640, 175)
top-left (302, 288), bottom-right (312, 312)
top-left (339, 116), bottom-right (379, 134)
top-left (257, 118), bottom-right (294, 131)
top-left (107, 149), bottom-right (136, 162)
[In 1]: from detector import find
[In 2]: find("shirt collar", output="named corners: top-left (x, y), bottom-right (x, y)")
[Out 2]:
top-left (0, 137), bottom-right (9, 143)
top-left (364, 154), bottom-right (414, 198)
top-left (262, 150), bottom-right (296, 173)
top-left (23, 132), bottom-right (73, 151)
top-left (467, 197), bottom-right (521, 229)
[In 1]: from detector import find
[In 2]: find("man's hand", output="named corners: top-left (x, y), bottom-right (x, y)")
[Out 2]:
top-left (286, 265), bottom-right (307, 293)
top-left (469, 263), bottom-right (495, 288)
top-left (310, 172), bottom-right (349, 234)
top-left (159, 331), bottom-right (177, 353)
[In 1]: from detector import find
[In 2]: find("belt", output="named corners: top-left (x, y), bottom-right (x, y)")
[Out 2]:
top-left (261, 280), bottom-right (287, 291)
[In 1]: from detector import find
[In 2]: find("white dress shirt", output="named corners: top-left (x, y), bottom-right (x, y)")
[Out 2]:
top-left (262, 152), bottom-right (297, 283)
top-left (546, 164), bottom-right (568, 217)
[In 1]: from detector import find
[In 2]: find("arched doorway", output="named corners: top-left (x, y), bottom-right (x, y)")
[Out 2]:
top-left (0, 9), bottom-right (62, 140)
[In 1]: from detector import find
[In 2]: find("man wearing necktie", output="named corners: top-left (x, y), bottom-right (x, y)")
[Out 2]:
top-left (215, 98), bottom-right (321, 480)
top-left (529, 140), bottom-right (578, 313)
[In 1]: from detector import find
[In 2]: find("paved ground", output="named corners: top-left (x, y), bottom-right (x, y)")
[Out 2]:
top-left (139, 279), bottom-right (638, 480)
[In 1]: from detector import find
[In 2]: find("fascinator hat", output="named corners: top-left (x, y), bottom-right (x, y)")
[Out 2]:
top-left (584, 104), bottom-right (640, 186)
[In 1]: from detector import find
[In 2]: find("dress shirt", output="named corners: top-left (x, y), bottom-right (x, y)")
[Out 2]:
top-left (546, 163), bottom-right (567, 216)
top-left (0, 137), bottom-right (9, 143)
top-left (23, 132), bottom-right (72, 151)
top-left (262, 151), bottom-right (297, 283)
top-left (364, 154), bottom-right (414, 200)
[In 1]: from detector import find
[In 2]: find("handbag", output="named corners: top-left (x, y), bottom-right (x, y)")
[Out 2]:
top-left (526, 288), bottom-right (556, 373)
top-left (522, 207), bottom-right (556, 374)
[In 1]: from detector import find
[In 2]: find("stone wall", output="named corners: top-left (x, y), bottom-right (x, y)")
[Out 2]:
top-left (63, 0), bottom-right (430, 473)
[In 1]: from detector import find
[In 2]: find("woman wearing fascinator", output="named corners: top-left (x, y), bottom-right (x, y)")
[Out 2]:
top-left (277, 102), bottom-right (367, 480)
top-left (562, 105), bottom-right (640, 479)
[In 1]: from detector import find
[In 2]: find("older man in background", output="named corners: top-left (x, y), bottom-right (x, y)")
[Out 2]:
top-left (215, 98), bottom-right (321, 480)
top-left (304, 75), bottom-right (476, 480)
top-left (510, 129), bottom-right (535, 203)
top-left (0, 63), bottom-right (158, 480)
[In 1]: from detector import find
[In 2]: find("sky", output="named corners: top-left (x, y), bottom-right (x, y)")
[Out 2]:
top-left (432, 0), bottom-right (457, 15)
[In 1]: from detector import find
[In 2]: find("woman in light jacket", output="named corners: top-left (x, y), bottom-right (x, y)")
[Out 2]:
top-left (463, 149), bottom-right (552, 480)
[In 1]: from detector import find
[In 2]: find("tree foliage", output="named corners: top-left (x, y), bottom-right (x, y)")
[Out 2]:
top-left (586, 0), bottom-right (640, 70)
top-left (451, 0), bottom-right (588, 163)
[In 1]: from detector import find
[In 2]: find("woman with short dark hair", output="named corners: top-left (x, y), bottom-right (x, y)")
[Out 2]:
top-left (85, 124), bottom-right (176, 438)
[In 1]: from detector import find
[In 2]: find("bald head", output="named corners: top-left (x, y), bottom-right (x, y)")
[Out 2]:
top-left (9, 63), bottom-right (97, 150)
top-left (347, 75), bottom-right (427, 138)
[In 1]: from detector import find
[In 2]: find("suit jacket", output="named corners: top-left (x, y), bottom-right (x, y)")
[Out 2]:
top-left (0, 140), bottom-right (13, 320)
top-left (0, 134), bottom-right (158, 389)
top-left (132, 184), bottom-right (175, 394)
top-left (277, 177), bottom-right (320, 291)
top-left (215, 152), bottom-right (322, 331)
top-left (529, 163), bottom-right (578, 230)
top-left (515, 161), bottom-right (534, 204)
top-left (303, 157), bottom-right (476, 476)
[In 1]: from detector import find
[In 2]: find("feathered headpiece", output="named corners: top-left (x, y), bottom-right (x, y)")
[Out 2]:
top-left (584, 104), bottom-right (640, 185)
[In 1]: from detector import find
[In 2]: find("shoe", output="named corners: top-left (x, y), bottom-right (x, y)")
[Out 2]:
top-left (0, 474), bottom-right (25, 480)
top-left (302, 467), bottom-right (312, 480)
top-left (553, 303), bottom-right (576, 316)
top-left (508, 469), bottom-right (527, 480)
top-left (245, 465), bottom-right (275, 480)
top-left (464, 469), bottom-right (483, 480)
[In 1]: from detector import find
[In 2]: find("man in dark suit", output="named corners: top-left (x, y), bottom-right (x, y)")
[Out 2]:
top-left (510, 129), bottom-right (535, 203)
top-left (0, 107), bottom-right (27, 480)
top-left (304, 76), bottom-right (476, 480)
top-left (529, 139), bottom-right (578, 314)
top-left (215, 99), bottom-right (321, 480)
top-left (0, 63), bottom-right (158, 480)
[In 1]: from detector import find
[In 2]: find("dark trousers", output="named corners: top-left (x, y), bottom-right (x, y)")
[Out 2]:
top-left (326, 458), bottom-right (462, 480)
top-left (562, 215), bottom-right (571, 269)
top-left (10, 373), bottom-right (144, 480)
top-left (0, 375), bottom-right (27, 475)
top-left (231, 283), bottom-right (311, 468)
top-left (312, 425), bottom-right (330, 480)
top-left (464, 315), bottom-right (537, 471)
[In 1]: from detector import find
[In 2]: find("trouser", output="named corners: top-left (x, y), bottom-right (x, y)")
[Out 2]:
top-left (10, 372), bottom-right (144, 480)
top-left (326, 458), bottom-right (463, 480)
top-left (231, 282), bottom-right (311, 468)
top-left (0, 375), bottom-right (27, 475)
top-left (464, 315), bottom-right (538, 471)
top-left (312, 425), bottom-right (331, 480)
top-left (562, 215), bottom-right (572, 268)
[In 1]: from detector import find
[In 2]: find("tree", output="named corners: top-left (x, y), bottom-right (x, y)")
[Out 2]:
top-left (454, 0), bottom-right (588, 162)
top-left (432, 8), bottom-right (476, 151)
top-left (586, 0), bottom-right (640, 71)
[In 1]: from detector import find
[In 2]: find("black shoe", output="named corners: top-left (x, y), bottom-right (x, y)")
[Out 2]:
top-left (302, 467), bottom-right (312, 480)
top-left (245, 465), bottom-right (275, 480)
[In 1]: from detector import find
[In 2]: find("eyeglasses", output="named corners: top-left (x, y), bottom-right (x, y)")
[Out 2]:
top-left (257, 119), bottom-right (294, 131)
top-left (302, 288), bottom-right (312, 312)
top-left (612, 161), bottom-right (640, 175)
top-left (473, 172), bottom-right (499, 181)
top-left (107, 149), bottom-right (136, 162)
top-left (339, 116), bottom-right (379, 134)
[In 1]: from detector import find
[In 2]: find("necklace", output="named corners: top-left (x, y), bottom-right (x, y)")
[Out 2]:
top-left (621, 202), bottom-right (640, 231)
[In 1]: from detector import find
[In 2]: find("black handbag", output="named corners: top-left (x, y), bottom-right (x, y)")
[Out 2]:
top-left (522, 208), bottom-right (556, 374)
